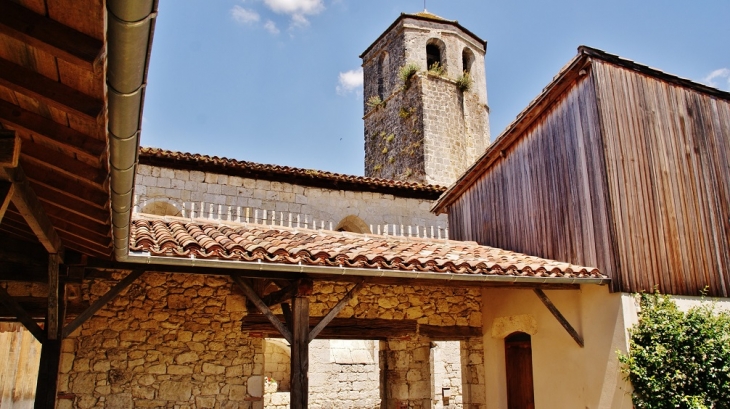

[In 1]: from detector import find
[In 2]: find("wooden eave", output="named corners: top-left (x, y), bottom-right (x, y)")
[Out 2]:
top-left (0, 0), bottom-right (112, 260)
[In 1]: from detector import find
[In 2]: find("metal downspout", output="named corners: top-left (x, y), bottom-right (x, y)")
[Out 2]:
top-left (106, 0), bottom-right (157, 260)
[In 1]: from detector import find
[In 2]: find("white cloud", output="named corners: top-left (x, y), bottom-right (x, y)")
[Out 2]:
top-left (703, 68), bottom-right (730, 90)
top-left (263, 0), bottom-right (324, 15)
top-left (336, 68), bottom-right (363, 96)
top-left (263, 0), bottom-right (324, 27)
top-left (263, 20), bottom-right (280, 34)
top-left (231, 5), bottom-right (260, 24)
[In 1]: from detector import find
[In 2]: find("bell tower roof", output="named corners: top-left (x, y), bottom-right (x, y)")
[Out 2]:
top-left (359, 12), bottom-right (486, 59)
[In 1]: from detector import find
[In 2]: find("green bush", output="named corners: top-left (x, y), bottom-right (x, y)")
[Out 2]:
top-left (456, 72), bottom-right (472, 92)
top-left (399, 62), bottom-right (419, 88)
top-left (618, 292), bottom-right (730, 409)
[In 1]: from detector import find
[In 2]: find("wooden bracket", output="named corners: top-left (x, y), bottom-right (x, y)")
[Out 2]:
top-left (0, 284), bottom-right (46, 343)
top-left (0, 181), bottom-right (14, 223)
top-left (309, 279), bottom-right (363, 342)
top-left (234, 275), bottom-right (293, 344)
top-left (534, 288), bottom-right (584, 347)
top-left (62, 270), bottom-right (144, 338)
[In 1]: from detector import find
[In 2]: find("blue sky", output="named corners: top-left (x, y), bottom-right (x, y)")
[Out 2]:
top-left (142, 0), bottom-right (730, 176)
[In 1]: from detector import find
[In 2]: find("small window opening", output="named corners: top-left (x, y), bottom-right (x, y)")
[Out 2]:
top-left (462, 48), bottom-right (475, 74)
top-left (377, 52), bottom-right (389, 99)
top-left (426, 43), bottom-right (442, 70)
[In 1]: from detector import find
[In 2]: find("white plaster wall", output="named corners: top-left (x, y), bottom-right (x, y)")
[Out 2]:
top-left (481, 285), bottom-right (635, 409)
top-left (135, 165), bottom-right (447, 236)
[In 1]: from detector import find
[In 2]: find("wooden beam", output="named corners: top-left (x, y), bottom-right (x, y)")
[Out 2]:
top-left (420, 324), bottom-right (481, 340)
top-left (0, 181), bottom-right (14, 222)
top-left (0, 285), bottom-right (45, 342)
top-left (0, 0), bottom-right (104, 71)
top-left (21, 144), bottom-right (106, 187)
top-left (22, 159), bottom-right (108, 209)
top-left (1, 166), bottom-right (63, 254)
top-left (46, 254), bottom-right (60, 340)
top-left (309, 280), bottom-right (363, 342)
top-left (62, 270), bottom-right (143, 339)
top-left (241, 314), bottom-right (416, 340)
top-left (534, 289), bottom-right (584, 347)
top-left (0, 57), bottom-right (104, 121)
top-left (0, 99), bottom-right (106, 162)
top-left (261, 281), bottom-right (298, 307)
top-left (0, 131), bottom-right (21, 167)
top-left (232, 275), bottom-right (293, 343)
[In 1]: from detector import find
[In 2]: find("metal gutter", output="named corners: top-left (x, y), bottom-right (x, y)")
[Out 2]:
top-left (118, 251), bottom-right (610, 285)
top-left (106, 0), bottom-right (158, 260)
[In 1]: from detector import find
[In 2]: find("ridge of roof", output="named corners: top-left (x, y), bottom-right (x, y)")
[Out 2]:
top-left (432, 45), bottom-right (730, 214)
top-left (139, 147), bottom-right (446, 199)
top-left (130, 214), bottom-right (605, 280)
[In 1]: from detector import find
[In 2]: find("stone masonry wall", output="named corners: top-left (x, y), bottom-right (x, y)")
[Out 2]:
top-left (60, 274), bottom-right (483, 408)
top-left (421, 75), bottom-right (489, 187)
top-left (134, 164), bottom-right (447, 237)
top-left (60, 272), bottom-right (263, 409)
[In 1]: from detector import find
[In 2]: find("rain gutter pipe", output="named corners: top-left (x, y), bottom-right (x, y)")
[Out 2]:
top-left (107, 0), bottom-right (157, 260)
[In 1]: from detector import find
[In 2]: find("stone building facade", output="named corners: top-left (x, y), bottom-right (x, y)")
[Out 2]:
top-left (361, 13), bottom-right (490, 186)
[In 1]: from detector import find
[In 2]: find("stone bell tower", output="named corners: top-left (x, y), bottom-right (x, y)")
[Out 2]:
top-left (361, 12), bottom-right (490, 186)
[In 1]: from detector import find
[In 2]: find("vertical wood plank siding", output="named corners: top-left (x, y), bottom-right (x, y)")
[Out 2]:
top-left (448, 59), bottom-right (730, 297)
top-left (593, 60), bottom-right (730, 296)
top-left (448, 74), bottom-right (619, 285)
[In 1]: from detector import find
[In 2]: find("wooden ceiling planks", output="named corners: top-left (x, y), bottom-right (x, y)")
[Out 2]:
top-left (0, 0), bottom-right (111, 261)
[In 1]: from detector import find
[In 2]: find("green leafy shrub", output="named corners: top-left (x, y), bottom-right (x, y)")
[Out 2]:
top-left (428, 61), bottom-right (445, 76)
top-left (366, 95), bottom-right (385, 110)
top-left (618, 292), bottom-right (730, 409)
top-left (456, 72), bottom-right (472, 92)
top-left (399, 62), bottom-right (419, 88)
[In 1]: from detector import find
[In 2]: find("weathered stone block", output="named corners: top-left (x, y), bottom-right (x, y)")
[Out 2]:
top-left (159, 380), bottom-right (192, 401)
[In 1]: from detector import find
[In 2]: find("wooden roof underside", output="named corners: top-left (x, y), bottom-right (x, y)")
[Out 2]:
top-left (0, 0), bottom-right (111, 261)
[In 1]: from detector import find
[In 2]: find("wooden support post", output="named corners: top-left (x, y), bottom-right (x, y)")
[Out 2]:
top-left (47, 254), bottom-right (60, 340)
top-left (290, 279), bottom-right (312, 409)
top-left (63, 270), bottom-right (144, 338)
top-left (34, 281), bottom-right (65, 409)
top-left (533, 288), bottom-right (584, 347)
top-left (0, 181), bottom-right (14, 224)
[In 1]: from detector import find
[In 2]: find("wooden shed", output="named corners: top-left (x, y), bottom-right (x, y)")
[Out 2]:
top-left (434, 46), bottom-right (730, 297)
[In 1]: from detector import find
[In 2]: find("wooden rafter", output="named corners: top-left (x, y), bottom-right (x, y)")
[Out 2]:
top-left (0, 181), bottom-right (13, 222)
top-left (0, 98), bottom-right (106, 162)
top-left (63, 270), bottom-right (144, 339)
top-left (0, 132), bottom-right (63, 254)
top-left (21, 143), bottom-right (105, 187)
top-left (0, 57), bottom-right (104, 121)
top-left (533, 289), bottom-right (584, 347)
top-left (0, 0), bottom-right (104, 71)
top-left (23, 159), bottom-right (108, 209)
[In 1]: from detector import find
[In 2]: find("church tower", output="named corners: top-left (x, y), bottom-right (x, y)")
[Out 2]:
top-left (361, 12), bottom-right (490, 186)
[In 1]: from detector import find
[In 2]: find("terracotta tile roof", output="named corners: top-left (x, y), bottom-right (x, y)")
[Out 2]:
top-left (139, 147), bottom-right (446, 200)
top-left (130, 215), bottom-right (605, 280)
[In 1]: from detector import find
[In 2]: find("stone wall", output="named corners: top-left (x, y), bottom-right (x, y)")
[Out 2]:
top-left (134, 164), bottom-right (447, 237)
top-left (60, 272), bottom-right (263, 409)
top-left (59, 273), bottom-right (484, 408)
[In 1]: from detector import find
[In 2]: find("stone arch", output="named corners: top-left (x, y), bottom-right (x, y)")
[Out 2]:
top-left (462, 47), bottom-right (475, 74)
top-left (377, 51), bottom-right (389, 99)
top-left (490, 314), bottom-right (538, 339)
top-left (264, 339), bottom-right (291, 391)
top-left (335, 215), bottom-right (371, 234)
top-left (140, 201), bottom-right (181, 217)
top-left (426, 38), bottom-right (446, 71)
